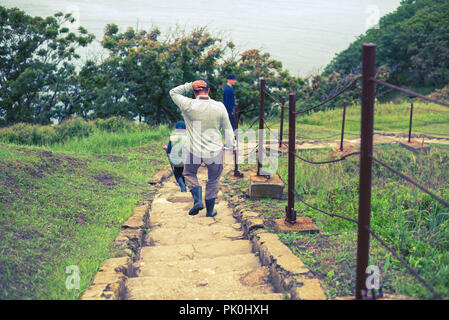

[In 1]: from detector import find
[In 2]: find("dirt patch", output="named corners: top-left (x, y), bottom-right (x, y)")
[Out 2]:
top-left (39, 150), bottom-right (87, 169)
top-left (94, 174), bottom-right (118, 186)
top-left (74, 212), bottom-right (87, 226)
top-left (240, 268), bottom-right (270, 287)
top-left (92, 154), bottom-right (128, 162)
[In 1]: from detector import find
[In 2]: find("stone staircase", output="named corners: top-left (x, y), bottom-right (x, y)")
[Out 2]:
top-left (125, 165), bottom-right (284, 300)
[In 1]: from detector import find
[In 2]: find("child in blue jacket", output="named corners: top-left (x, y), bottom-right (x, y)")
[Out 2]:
top-left (163, 121), bottom-right (187, 192)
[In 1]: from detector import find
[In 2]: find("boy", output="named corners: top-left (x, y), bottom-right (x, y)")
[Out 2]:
top-left (163, 121), bottom-right (187, 192)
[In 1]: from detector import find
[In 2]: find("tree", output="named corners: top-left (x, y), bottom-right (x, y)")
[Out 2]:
top-left (0, 6), bottom-right (94, 126)
top-left (90, 24), bottom-right (235, 124)
top-left (324, 0), bottom-right (449, 91)
top-left (222, 48), bottom-right (305, 122)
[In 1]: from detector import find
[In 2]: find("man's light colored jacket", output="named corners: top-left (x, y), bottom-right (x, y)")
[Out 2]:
top-left (169, 82), bottom-right (235, 159)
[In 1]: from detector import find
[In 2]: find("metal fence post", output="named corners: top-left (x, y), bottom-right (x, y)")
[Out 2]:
top-left (234, 103), bottom-right (243, 177)
top-left (257, 78), bottom-right (266, 176)
top-left (340, 102), bottom-right (347, 151)
top-left (279, 96), bottom-right (285, 149)
top-left (408, 102), bottom-right (414, 143)
top-left (286, 93), bottom-right (297, 224)
top-left (356, 43), bottom-right (376, 300)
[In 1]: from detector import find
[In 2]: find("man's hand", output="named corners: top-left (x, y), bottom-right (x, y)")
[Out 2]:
top-left (192, 80), bottom-right (207, 91)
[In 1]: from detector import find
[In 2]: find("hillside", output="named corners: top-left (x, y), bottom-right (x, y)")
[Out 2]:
top-left (324, 0), bottom-right (449, 93)
top-left (0, 118), bottom-right (170, 299)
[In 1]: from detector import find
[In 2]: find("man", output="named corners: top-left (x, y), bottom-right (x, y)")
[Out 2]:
top-left (169, 79), bottom-right (235, 218)
top-left (222, 73), bottom-right (237, 131)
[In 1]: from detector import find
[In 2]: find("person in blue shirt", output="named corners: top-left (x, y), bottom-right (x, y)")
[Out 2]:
top-left (222, 73), bottom-right (237, 131)
top-left (163, 121), bottom-right (187, 192)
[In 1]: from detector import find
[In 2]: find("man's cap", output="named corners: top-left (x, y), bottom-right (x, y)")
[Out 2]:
top-left (175, 121), bottom-right (186, 129)
top-left (226, 73), bottom-right (237, 80)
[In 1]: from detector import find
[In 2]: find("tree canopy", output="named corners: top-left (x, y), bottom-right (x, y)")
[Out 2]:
top-left (0, 6), bottom-right (94, 126)
top-left (0, 6), bottom-right (306, 126)
top-left (324, 0), bottom-right (449, 92)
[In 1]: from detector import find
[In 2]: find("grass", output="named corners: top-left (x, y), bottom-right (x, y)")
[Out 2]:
top-left (0, 120), bottom-right (171, 299)
top-left (239, 100), bottom-right (449, 140)
top-left (222, 143), bottom-right (449, 299)
top-left (235, 99), bottom-right (449, 298)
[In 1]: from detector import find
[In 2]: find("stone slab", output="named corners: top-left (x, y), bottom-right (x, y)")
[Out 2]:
top-left (126, 271), bottom-right (275, 300)
top-left (400, 141), bottom-right (431, 153)
top-left (147, 225), bottom-right (244, 246)
top-left (148, 165), bottom-right (173, 184)
top-left (274, 217), bottom-right (319, 234)
top-left (248, 174), bottom-right (285, 199)
top-left (137, 253), bottom-right (262, 279)
top-left (291, 278), bottom-right (327, 300)
top-left (140, 240), bottom-right (254, 263)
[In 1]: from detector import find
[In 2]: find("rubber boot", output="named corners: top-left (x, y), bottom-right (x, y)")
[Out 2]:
top-left (188, 186), bottom-right (204, 216)
top-left (205, 198), bottom-right (217, 217)
top-left (176, 176), bottom-right (187, 192)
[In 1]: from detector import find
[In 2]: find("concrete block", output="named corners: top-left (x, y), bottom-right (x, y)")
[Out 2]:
top-left (291, 279), bottom-right (327, 300)
top-left (274, 217), bottom-right (319, 234)
top-left (249, 174), bottom-right (285, 199)
top-left (400, 141), bottom-right (431, 153)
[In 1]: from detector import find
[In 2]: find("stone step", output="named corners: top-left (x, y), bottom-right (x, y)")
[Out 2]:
top-left (127, 289), bottom-right (285, 300)
top-left (126, 268), bottom-right (276, 300)
top-left (140, 240), bottom-right (254, 263)
top-left (149, 209), bottom-right (237, 226)
top-left (136, 253), bottom-right (261, 279)
top-left (150, 214), bottom-right (234, 227)
top-left (147, 224), bottom-right (243, 246)
top-left (149, 215), bottom-right (240, 230)
top-left (150, 195), bottom-right (225, 212)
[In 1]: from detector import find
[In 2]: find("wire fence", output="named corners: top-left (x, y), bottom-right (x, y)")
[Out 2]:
top-left (243, 43), bottom-right (449, 300)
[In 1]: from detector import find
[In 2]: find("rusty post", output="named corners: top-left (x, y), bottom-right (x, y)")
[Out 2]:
top-left (279, 96), bottom-right (285, 149)
top-left (257, 78), bottom-right (266, 176)
top-left (340, 102), bottom-right (347, 151)
top-left (234, 103), bottom-right (243, 177)
top-left (356, 43), bottom-right (376, 300)
top-left (285, 93), bottom-right (297, 224)
top-left (408, 102), bottom-right (414, 143)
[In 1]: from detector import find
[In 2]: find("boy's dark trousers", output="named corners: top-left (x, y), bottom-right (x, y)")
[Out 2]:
top-left (173, 166), bottom-right (186, 192)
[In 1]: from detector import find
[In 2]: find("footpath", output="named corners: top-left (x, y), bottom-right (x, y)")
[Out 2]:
top-left (125, 164), bottom-right (285, 300)
top-left (81, 161), bottom-right (325, 300)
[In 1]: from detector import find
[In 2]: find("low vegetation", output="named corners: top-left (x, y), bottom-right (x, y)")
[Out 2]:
top-left (0, 117), bottom-right (170, 299)
top-left (224, 142), bottom-right (449, 299)
top-left (254, 101), bottom-right (449, 139)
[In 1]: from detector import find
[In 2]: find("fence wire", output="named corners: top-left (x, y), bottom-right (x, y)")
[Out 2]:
top-left (249, 71), bottom-right (449, 299)
top-left (295, 76), bottom-right (361, 115)
top-left (371, 156), bottom-right (449, 208)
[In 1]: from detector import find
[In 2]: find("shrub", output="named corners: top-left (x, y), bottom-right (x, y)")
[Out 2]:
top-left (94, 116), bottom-right (135, 133)
top-left (33, 125), bottom-right (60, 145)
top-left (0, 123), bottom-right (37, 145)
top-left (428, 85), bottom-right (449, 103)
top-left (55, 117), bottom-right (96, 141)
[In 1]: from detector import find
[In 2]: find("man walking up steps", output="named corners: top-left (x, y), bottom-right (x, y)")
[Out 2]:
top-left (169, 79), bottom-right (235, 217)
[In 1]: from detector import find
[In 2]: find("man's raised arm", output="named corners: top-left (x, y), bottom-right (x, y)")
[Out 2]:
top-left (169, 82), bottom-right (193, 112)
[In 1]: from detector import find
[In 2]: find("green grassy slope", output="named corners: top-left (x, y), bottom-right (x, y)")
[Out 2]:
top-left (0, 122), bottom-right (170, 299)
top-left (249, 101), bottom-right (449, 140)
